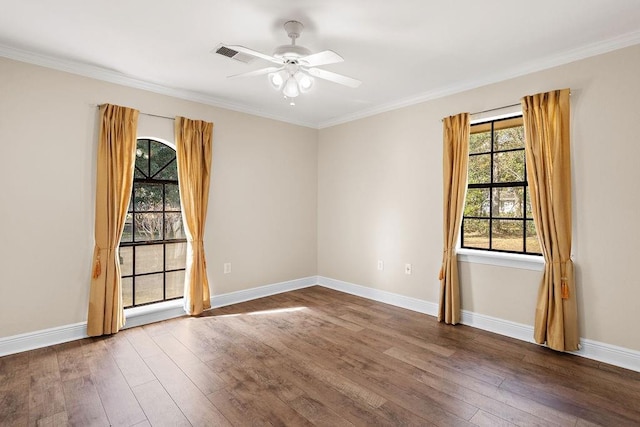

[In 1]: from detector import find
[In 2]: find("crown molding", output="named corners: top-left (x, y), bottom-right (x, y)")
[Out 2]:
top-left (0, 44), bottom-right (317, 129)
top-left (2, 29), bottom-right (639, 131)
top-left (317, 29), bottom-right (640, 129)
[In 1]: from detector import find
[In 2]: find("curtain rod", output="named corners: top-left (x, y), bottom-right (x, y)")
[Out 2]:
top-left (95, 104), bottom-right (174, 121)
top-left (454, 90), bottom-right (573, 119)
top-left (470, 103), bottom-right (520, 116)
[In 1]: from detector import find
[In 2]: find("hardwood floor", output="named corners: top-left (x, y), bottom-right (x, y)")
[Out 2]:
top-left (2, 286), bottom-right (639, 426)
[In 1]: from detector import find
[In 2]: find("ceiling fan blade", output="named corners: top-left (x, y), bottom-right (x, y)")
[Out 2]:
top-left (228, 66), bottom-right (283, 79)
top-left (306, 67), bottom-right (361, 88)
top-left (299, 50), bottom-right (344, 67)
top-left (226, 45), bottom-right (283, 64)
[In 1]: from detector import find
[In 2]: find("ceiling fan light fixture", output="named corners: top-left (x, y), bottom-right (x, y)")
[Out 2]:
top-left (294, 71), bottom-right (314, 93)
top-left (283, 76), bottom-right (300, 98)
top-left (269, 70), bottom-right (286, 90)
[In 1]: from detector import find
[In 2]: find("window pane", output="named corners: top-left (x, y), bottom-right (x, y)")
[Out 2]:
top-left (165, 213), bottom-right (185, 240)
top-left (156, 159), bottom-right (178, 180)
top-left (492, 220), bottom-right (523, 252)
top-left (135, 140), bottom-right (150, 178)
top-left (119, 246), bottom-right (133, 276)
top-left (468, 154), bottom-right (491, 184)
top-left (166, 242), bottom-right (187, 270)
top-left (463, 219), bottom-right (489, 249)
top-left (469, 130), bottom-right (491, 154)
top-left (122, 277), bottom-right (133, 308)
top-left (493, 150), bottom-right (525, 183)
top-left (135, 274), bottom-right (164, 305)
top-left (494, 123), bottom-right (525, 151)
top-left (134, 213), bottom-right (163, 241)
top-left (526, 220), bottom-right (541, 254)
top-left (150, 142), bottom-right (176, 177)
top-left (135, 183), bottom-right (163, 211)
top-left (121, 213), bottom-right (133, 243)
top-left (166, 271), bottom-right (185, 300)
top-left (464, 188), bottom-right (490, 217)
top-left (134, 167), bottom-right (145, 179)
top-left (165, 184), bottom-right (181, 211)
top-left (492, 187), bottom-right (524, 218)
top-left (135, 244), bottom-right (164, 275)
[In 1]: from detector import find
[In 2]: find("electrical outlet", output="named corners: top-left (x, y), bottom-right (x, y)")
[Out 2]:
top-left (224, 262), bottom-right (231, 274)
top-left (405, 263), bottom-right (412, 275)
top-left (377, 260), bottom-right (384, 271)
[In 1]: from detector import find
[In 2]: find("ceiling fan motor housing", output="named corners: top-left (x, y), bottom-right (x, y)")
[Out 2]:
top-left (273, 44), bottom-right (311, 59)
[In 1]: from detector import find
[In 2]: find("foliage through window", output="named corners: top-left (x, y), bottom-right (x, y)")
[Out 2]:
top-left (461, 116), bottom-right (541, 255)
top-left (119, 139), bottom-right (186, 308)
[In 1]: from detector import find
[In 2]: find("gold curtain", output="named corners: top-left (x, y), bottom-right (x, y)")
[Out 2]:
top-left (521, 89), bottom-right (579, 351)
top-left (438, 113), bottom-right (470, 324)
top-left (175, 117), bottom-right (213, 315)
top-left (87, 104), bottom-right (139, 336)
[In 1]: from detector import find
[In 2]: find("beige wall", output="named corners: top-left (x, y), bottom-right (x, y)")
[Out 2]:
top-left (318, 44), bottom-right (640, 351)
top-left (0, 57), bottom-right (318, 338)
top-left (2, 44), bottom-right (639, 353)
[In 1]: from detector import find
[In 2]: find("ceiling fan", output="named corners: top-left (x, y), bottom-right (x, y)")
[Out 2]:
top-left (216, 20), bottom-right (361, 102)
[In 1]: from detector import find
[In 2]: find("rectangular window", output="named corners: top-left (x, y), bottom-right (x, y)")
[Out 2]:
top-left (461, 116), bottom-right (541, 255)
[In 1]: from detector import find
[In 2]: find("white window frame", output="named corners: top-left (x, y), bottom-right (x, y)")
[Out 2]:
top-left (458, 104), bottom-right (544, 271)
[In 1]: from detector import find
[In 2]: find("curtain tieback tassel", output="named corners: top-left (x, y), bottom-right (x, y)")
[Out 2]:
top-left (92, 255), bottom-right (102, 279)
top-left (561, 280), bottom-right (569, 299)
top-left (560, 259), bottom-right (570, 299)
top-left (439, 248), bottom-right (450, 280)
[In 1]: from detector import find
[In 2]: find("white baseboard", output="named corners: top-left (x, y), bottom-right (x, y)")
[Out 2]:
top-left (210, 276), bottom-right (317, 308)
top-left (0, 322), bottom-right (88, 357)
top-left (316, 276), bottom-right (640, 373)
top-left (0, 276), bottom-right (317, 357)
top-left (3, 275), bottom-right (639, 373)
top-left (318, 276), bottom-right (439, 316)
top-left (460, 309), bottom-right (537, 344)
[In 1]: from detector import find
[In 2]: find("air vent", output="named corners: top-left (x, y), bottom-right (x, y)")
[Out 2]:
top-left (213, 44), bottom-right (255, 64)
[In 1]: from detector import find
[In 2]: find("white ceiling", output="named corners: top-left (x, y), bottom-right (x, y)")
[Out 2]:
top-left (1, 0), bottom-right (639, 128)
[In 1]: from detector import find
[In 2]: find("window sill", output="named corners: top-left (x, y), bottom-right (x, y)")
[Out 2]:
top-left (457, 248), bottom-right (544, 271)
top-left (124, 298), bottom-right (185, 319)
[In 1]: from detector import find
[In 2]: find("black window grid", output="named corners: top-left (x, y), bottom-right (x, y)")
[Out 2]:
top-left (461, 116), bottom-right (542, 256)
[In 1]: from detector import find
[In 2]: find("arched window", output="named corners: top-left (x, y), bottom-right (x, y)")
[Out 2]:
top-left (119, 138), bottom-right (186, 308)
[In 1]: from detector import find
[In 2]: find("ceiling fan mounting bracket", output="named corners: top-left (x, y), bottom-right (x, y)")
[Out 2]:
top-left (283, 20), bottom-right (304, 41)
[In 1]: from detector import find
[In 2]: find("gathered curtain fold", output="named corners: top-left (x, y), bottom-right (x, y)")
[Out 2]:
top-left (87, 104), bottom-right (139, 336)
top-left (175, 116), bottom-right (214, 315)
top-left (521, 89), bottom-right (579, 351)
top-left (438, 113), bottom-right (470, 324)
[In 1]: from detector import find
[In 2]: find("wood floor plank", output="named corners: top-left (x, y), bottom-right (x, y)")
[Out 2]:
top-left (61, 375), bottom-right (109, 427)
top-left (123, 325), bottom-right (164, 359)
top-left (34, 411), bottom-right (69, 426)
top-left (82, 338), bottom-right (147, 426)
top-left (152, 332), bottom-right (227, 395)
top-left (143, 351), bottom-right (231, 426)
top-left (28, 347), bottom-right (66, 426)
top-left (287, 395), bottom-right (355, 427)
top-left (103, 332), bottom-right (155, 388)
top-left (207, 388), bottom-right (272, 427)
top-left (469, 409), bottom-right (516, 427)
top-left (131, 379), bottom-right (190, 427)
top-left (55, 341), bottom-right (91, 382)
top-left (0, 351), bottom-right (29, 426)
